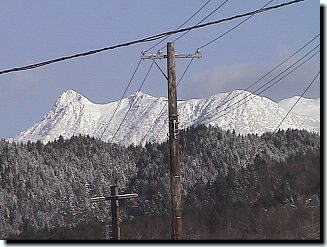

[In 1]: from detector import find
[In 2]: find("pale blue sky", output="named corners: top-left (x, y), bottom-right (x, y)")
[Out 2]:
top-left (0, 0), bottom-right (320, 139)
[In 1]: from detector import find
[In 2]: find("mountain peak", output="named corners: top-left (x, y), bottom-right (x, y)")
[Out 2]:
top-left (61, 89), bottom-right (82, 98)
top-left (130, 91), bottom-right (149, 97)
top-left (128, 91), bottom-right (157, 101)
top-left (55, 89), bottom-right (86, 107)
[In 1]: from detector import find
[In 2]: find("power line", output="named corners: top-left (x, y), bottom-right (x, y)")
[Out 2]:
top-left (194, 0), bottom-right (231, 26)
top-left (198, 0), bottom-right (274, 49)
top-left (213, 33), bottom-right (320, 105)
top-left (165, 0), bottom-right (231, 47)
top-left (152, 59), bottom-right (168, 80)
top-left (103, 0), bottom-right (213, 143)
top-left (146, 0), bottom-right (276, 144)
top-left (141, 0), bottom-right (232, 144)
top-left (152, 44), bottom-right (319, 143)
top-left (99, 59), bottom-right (142, 140)
top-left (110, 61), bottom-right (155, 143)
top-left (183, 0), bottom-right (275, 113)
top-left (191, 48), bottom-right (320, 127)
top-left (145, 0), bottom-right (213, 52)
top-left (151, 1), bottom-right (312, 143)
top-left (140, 58), bottom-right (195, 145)
top-left (110, 0), bottom-right (218, 142)
top-left (185, 36), bottom-right (320, 126)
top-left (272, 71), bottom-right (320, 133)
top-left (107, 0), bottom-right (225, 144)
top-left (0, 0), bottom-right (304, 76)
top-left (199, 48), bottom-right (320, 125)
top-left (243, 69), bottom-right (320, 167)
top-left (144, 0), bottom-right (305, 143)
top-left (101, 0), bottom-right (216, 141)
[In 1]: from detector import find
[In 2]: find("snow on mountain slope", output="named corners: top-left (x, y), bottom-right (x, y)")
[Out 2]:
top-left (12, 89), bottom-right (320, 146)
top-left (278, 96), bottom-right (320, 121)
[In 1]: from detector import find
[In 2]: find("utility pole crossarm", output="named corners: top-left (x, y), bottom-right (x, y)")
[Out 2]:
top-left (89, 185), bottom-right (138, 240)
top-left (90, 196), bottom-right (106, 203)
top-left (90, 193), bottom-right (138, 203)
top-left (141, 50), bottom-right (202, 60)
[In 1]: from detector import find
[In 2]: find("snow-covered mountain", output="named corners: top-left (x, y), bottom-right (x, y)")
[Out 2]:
top-left (278, 96), bottom-right (320, 121)
top-left (12, 89), bottom-right (320, 146)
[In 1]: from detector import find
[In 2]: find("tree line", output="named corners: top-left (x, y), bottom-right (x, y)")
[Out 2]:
top-left (0, 125), bottom-right (320, 239)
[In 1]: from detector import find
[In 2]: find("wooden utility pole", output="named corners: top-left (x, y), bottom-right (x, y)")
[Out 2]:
top-left (90, 185), bottom-right (138, 240)
top-left (167, 42), bottom-right (182, 239)
top-left (110, 186), bottom-right (120, 239)
top-left (141, 43), bottom-right (202, 240)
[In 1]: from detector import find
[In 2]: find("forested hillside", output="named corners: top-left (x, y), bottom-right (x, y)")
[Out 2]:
top-left (0, 125), bottom-right (320, 239)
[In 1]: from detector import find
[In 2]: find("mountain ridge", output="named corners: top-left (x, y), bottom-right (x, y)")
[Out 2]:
top-left (11, 89), bottom-right (320, 146)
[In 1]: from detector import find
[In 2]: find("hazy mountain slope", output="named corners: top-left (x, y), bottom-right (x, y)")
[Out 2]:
top-left (278, 96), bottom-right (320, 121)
top-left (12, 90), bottom-right (320, 146)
